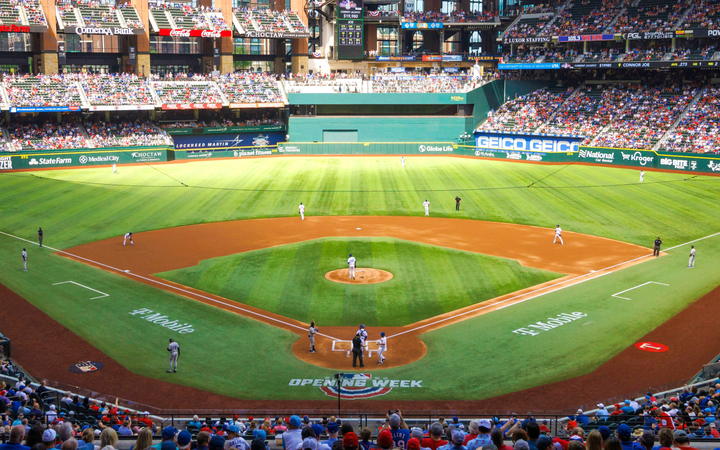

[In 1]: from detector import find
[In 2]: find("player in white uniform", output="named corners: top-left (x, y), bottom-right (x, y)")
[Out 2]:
top-left (167, 338), bottom-right (180, 373)
top-left (113, 163), bottom-right (117, 175)
top-left (299, 203), bottom-right (305, 220)
top-left (123, 232), bottom-right (134, 246)
top-left (688, 245), bottom-right (696, 268)
top-left (401, 157), bottom-right (405, 168)
top-left (553, 225), bottom-right (564, 245)
top-left (357, 324), bottom-right (368, 355)
top-left (423, 199), bottom-right (430, 216)
top-left (377, 332), bottom-right (387, 364)
top-left (639, 170), bottom-right (644, 182)
top-left (347, 254), bottom-right (356, 280)
top-left (22, 248), bottom-right (27, 271)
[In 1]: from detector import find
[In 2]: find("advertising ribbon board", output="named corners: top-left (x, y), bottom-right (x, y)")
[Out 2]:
top-left (158, 29), bottom-right (232, 37)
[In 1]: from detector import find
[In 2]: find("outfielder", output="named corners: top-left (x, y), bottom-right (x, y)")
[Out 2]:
top-left (167, 338), bottom-right (179, 373)
top-left (688, 245), bottom-right (696, 268)
top-left (299, 202), bottom-right (305, 221)
top-left (401, 157), bottom-right (405, 168)
top-left (123, 232), bottom-right (134, 246)
top-left (22, 248), bottom-right (27, 271)
top-left (308, 321), bottom-right (318, 353)
top-left (423, 199), bottom-right (430, 216)
top-left (38, 227), bottom-right (43, 247)
top-left (553, 225), bottom-right (564, 245)
top-left (113, 163), bottom-right (117, 175)
top-left (639, 170), bottom-right (644, 182)
top-left (347, 254), bottom-right (356, 280)
top-left (377, 332), bottom-right (387, 365)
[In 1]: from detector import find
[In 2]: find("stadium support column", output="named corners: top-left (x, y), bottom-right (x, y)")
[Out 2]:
top-left (125, 0), bottom-right (150, 76)
top-left (37, 0), bottom-right (58, 73)
top-left (199, 0), bottom-right (234, 73)
top-left (365, 24), bottom-right (378, 57)
top-left (288, 0), bottom-right (309, 74)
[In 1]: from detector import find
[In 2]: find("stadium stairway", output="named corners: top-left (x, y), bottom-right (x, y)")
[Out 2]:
top-left (652, 85), bottom-right (706, 150)
top-left (673, 6), bottom-right (693, 30)
top-left (77, 124), bottom-right (93, 149)
top-left (76, 81), bottom-right (91, 109)
top-left (540, 0), bottom-right (570, 33)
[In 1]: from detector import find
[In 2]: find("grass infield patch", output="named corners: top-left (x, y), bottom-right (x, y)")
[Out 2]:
top-left (155, 237), bottom-right (563, 326)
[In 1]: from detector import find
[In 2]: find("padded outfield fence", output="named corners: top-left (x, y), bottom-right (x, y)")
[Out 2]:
top-left (1, 141), bottom-right (720, 175)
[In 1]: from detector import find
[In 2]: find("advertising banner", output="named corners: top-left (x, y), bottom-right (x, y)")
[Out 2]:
top-left (500, 61), bottom-right (720, 70)
top-left (158, 29), bottom-right (231, 37)
top-left (68, 26), bottom-right (144, 35)
top-left (475, 132), bottom-right (583, 153)
top-left (558, 34), bottom-right (614, 42)
top-left (0, 24), bottom-right (31, 33)
top-left (172, 131), bottom-right (285, 150)
top-left (501, 36), bottom-right (551, 44)
top-left (229, 102), bottom-right (285, 109)
top-left (0, 148), bottom-right (168, 170)
top-left (89, 105), bottom-right (155, 111)
top-left (401, 22), bottom-right (442, 29)
top-left (578, 147), bottom-right (720, 173)
top-left (244, 31), bottom-right (310, 38)
top-left (622, 31), bottom-right (676, 40)
top-left (376, 55), bottom-right (416, 61)
top-left (9, 106), bottom-right (81, 113)
top-left (161, 103), bottom-right (223, 110)
top-left (498, 63), bottom-right (561, 70)
top-left (166, 125), bottom-right (284, 136)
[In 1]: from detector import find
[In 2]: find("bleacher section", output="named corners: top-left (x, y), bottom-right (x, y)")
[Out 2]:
top-left (215, 73), bottom-right (284, 107)
top-left (84, 121), bottom-right (173, 148)
top-left (4, 75), bottom-right (82, 108)
top-left (152, 81), bottom-right (225, 108)
top-left (478, 87), bottom-right (573, 134)
top-left (167, 5), bottom-right (210, 30)
top-left (118, 3), bottom-right (142, 28)
top-left (57, 0), bottom-right (79, 26)
top-left (610, 0), bottom-right (684, 33)
top-left (0, 0), bottom-right (23, 25)
top-left (233, 8), bottom-right (309, 35)
top-left (79, 74), bottom-right (155, 110)
top-left (546, 0), bottom-right (623, 36)
top-left (503, 14), bottom-right (554, 39)
top-left (21, 0), bottom-right (46, 25)
top-left (662, 86), bottom-right (720, 153)
top-left (77, 1), bottom-right (121, 27)
top-left (7, 121), bottom-right (86, 151)
top-left (149, 5), bottom-right (172, 29)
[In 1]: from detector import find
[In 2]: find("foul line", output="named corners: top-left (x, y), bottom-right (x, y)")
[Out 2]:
top-left (0, 230), bottom-right (341, 341)
top-left (663, 231), bottom-right (720, 251)
top-left (52, 281), bottom-right (109, 300)
top-left (611, 281), bottom-right (669, 301)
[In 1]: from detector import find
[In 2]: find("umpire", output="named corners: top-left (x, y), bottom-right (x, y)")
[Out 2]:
top-left (653, 237), bottom-right (662, 257)
top-left (352, 333), bottom-right (364, 368)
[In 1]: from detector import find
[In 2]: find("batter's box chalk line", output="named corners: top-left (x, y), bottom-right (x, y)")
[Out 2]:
top-left (332, 340), bottom-right (378, 358)
top-left (611, 281), bottom-right (669, 301)
top-left (52, 281), bottom-right (109, 300)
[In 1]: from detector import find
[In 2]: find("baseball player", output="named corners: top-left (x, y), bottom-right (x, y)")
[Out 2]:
top-left (423, 199), bottom-right (430, 216)
top-left (455, 196), bottom-right (461, 211)
top-left (639, 170), bottom-right (644, 182)
top-left (113, 163), bottom-right (117, 175)
top-left (347, 254), bottom-right (356, 280)
top-left (377, 332), bottom-right (387, 365)
top-left (688, 246), bottom-right (696, 268)
top-left (553, 225), bottom-right (564, 245)
top-left (38, 227), bottom-right (43, 247)
top-left (123, 232), bottom-right (134, 246)
top-left (653, 237), bottom-right (662, 257)
top-left (401, 157), bottom-right (405, 168)
top-left (22, 248), bottom-right (27, 271)
top-left (167, 338), bottom-right (180, 373)
top-left (299, 202), bottom-right (305, 221)
top-left (357, 324), bottom-right (368, 354)
top-left (308, 321), bottom-right (318, 353)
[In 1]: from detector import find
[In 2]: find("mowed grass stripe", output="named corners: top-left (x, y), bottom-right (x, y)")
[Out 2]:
top-left (156, 237), bottom-right (561, 327)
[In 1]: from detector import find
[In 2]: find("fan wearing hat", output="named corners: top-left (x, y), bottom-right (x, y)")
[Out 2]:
top-left (282, 416), bottom-right (305, 450)
top-left (225, 425), bottom-right (250, 450)
top-left (387, 413), bottom-right (410, 450)
top-left (378, 430), bottom-right (394, 450)
top-left (616, 424), bottom-right (644, 450)
top-left (42, 429), bottom-right (58, 450)
top-left (672, 430), bottom-right (699, 450)
top-left (343, 432), bottom-right (359, 450)
top-left (448, 430), bottom-right (467, 450)
top-left (466, 420), bottom-right (492, 450)
top-left (321, 422), bottom-right (340, 447)
top-left (595, 404), bottom-right (609, 422)
top-left (150, 427), bottom-right (178, 450)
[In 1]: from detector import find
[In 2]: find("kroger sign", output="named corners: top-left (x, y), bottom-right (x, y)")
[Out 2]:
top-left (475, 133), bottom-right (581, 153)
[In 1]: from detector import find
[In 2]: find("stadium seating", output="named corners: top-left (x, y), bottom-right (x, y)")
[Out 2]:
top-left (149, 4), bottom-right (173, 29)
top-left (478, 87), bottom-right (573, 134)
top-left (4, 75), bottom-right (82, 108)
top-left (214, 73), bottom-right (283, 105)
top-left (402, 10), bottom-right (497, 23)
top-left (77, 0), bottom-right (121, 27)
top-left (502, 14), bottom-right (554, 39)
top-left (609, 0), bottom-right (684, 33)
top-left (78, 74), bottom-right (156, 109)
top-left (167, 4), bottom-right (212, 30)
top-left (680, 1), bottom-right (720, 30)
top-left (0, 0), bottom-right (23, 26)
top-left (661, 86), bottom-right (720, 153)
top-left (545, 0), bottom-right (623, 36)
top-left (22, 0), bottom-right (47, 25)
top-left (118, 3), bottom-right (142, 28)
top-left (370, 75), bottom-right (477, 93)
top-left (233, 7), bottom-right (310, 34)
top-left (151, 80), bottom-right (225, 106)
top-left (7, 121), bottom-right (87, 150)
top-left (57, 0), bottom-right (79, 26)
top-left (84, 121), bottom-right (173, 148)
top-left (283, 74), bottom-right (363, 94)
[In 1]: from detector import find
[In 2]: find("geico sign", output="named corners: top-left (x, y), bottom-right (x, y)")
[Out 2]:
top-left (477, 136), bottom-right (578, 152)
top-left (74, 26), bottom-right (134, 35)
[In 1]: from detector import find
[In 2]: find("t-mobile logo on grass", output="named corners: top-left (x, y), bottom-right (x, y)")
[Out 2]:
top-left (512, 312), bottom-right (587, 337)
top-left (129, 308), bottom-right (195, 334)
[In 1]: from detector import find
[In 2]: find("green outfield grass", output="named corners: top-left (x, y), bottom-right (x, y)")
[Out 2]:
top-left (156, 237), bottom-right (562, 327)
top-left (1, 156), bottom-right (719, 402)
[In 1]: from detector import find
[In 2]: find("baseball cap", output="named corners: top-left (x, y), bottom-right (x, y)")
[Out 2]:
top-left (537, 437), bottom-right (553, 450)
top-left (577, 409), bottom-right (583, 414)
top-left (597, 403), bottom-right (605, 409)
top-left (624, 400), bottom-right (631, 405)
top-left (598, 426), bottom-right (610, 440)
top-left (161, 442), bottom-right (178, 450)
top-left (209, 436), bottom-right (225, 450)
top-left (177, 431), bottom-right (192, 448)
top-left (478, 419), bottom-right (491, 430)
top-left (290, 415), bottom-right (302, 427)
top-left (515, 440), bottom-right (530, 450)
top-left (673, 430), bottom-right (689, 441)
top-left (303, 438), bottom-right (319, 450)
top-left (452, 417), bottom-right (459, 423)
top-left (303, 416), bottom-right (310, 423)
top-left (42, 429), bottom-right (57, 443)
top-left (162, 426), bottom-right (177, 440)
top-left (451, 430), bottom-right (465, 444)
top-left (407, 438), bottom-right (421, 450)
top-left (617, 424), bottom-right (631, 437)
top-left (311, 424), bottom-right (324, 437)
top-left (378, 430), bottom-right (393, 448)
top-left (327, 421), bottom-right (339, 433)
top-left (411, 428), bottom-right (424, 440)
top-left (343, 432), bottom-right (359, 448)
top-left (227, 425), bottom-right (240, 434)
top-left (389, 414), bottom-right (401, 428)
top-left (254, 430), bottom-right (267, 441)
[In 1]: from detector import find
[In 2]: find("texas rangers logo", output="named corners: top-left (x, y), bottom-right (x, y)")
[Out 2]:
top-left (320, 373), bottom-right (392, 399)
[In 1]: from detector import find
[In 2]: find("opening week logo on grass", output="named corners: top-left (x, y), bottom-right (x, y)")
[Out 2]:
top-left (289, 373), bottom-right (423, 399)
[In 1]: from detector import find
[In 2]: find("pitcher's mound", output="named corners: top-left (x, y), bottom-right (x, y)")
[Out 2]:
top-left (325, 268), bottom-right (393, 285)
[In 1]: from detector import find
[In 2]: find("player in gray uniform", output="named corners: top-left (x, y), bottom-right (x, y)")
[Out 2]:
top-left (308, 321), bottom-right (318, 353)
top-left (357, 324), bottom-right (368, 355)
top-left (167, 338), bottom-right (180, 373)
top-left (688, 245), bottom-right (696, 268)
top-left (22, 248), bottom-right (27, 271)
top-left (347, 254), bottom-right (356, 280)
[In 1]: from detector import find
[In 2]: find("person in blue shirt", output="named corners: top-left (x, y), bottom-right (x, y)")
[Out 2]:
top-left (321, 422), bottom-right (340, 448)
top-left (388, 414), bottom-right (410, 450)
top-left (617, 424), bottom-right (644, 450)
top-left (595, 404), bottom-right (610, 422)
top-left (574, 411), bottom-right (589, 429)
top-left (447, 430), bottom-right (467, 450)
top-left (188, 415), bottom-right (203, 430)
top-left (0, 425), bottom-right (31, 450)
top-left (620, 401), bottom-right (635, 416)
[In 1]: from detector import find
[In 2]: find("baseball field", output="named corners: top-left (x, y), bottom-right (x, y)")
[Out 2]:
top-left (1, 156), bottom-right (720, 412)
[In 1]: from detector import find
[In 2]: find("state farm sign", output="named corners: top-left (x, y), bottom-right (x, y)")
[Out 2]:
top-left (0, 24), bottom-right (30, 33)
top-left (159, 28), bottom-right (231, 38)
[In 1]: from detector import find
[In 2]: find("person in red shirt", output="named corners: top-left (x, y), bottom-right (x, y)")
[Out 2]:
top-left (421, 423), bottom-right (447, 450)
top-left (491, 429), bottom-right (512, 450)
top-left (652, 409), bottom-right (676, 429)
top-left (463, 422), bottom-right (479, 445)
top-left (673, 430), bottom-right (700, 450)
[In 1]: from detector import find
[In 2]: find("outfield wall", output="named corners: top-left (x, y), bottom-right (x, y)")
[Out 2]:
top-left (0, 146), bottom-right (171, 170)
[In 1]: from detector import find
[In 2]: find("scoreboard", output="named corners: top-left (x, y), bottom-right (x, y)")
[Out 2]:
top-left (337, 0), bottom-right (364, 59)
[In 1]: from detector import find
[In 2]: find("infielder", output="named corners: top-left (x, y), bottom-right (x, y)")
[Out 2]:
top-left (423, 199), bottom-right (430, 216)
top-left (347, 254), bottom-right (356, 280)
top-left (308, 321), bottom-right (318, 353)
top-left (22, 248), bottom-right (27, 271)
top-left (401, 157), bottom-right (405, 168)
top-left (639, 170), bottom-right (644, 182)
top-left (167, 338), bottom-right (180, 373)
top-left (38, 227), bottom-right (43, 247)
top-left (688, 245), bottom-right (696, 268)
top-left (123, 232), bottom-right (134, 246)
top-left (653, 237), bottom-right (662, 257)
top-left (377, 332), bottom-right (387, 365)
top-left (113, 163), bottom-right (117, 175)
top-left (553, 225), bottom-right (564, 245)
top-left (357, 324), bottom-right (368, 355)
top-left (299, 202), bottom-right (305, 221)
